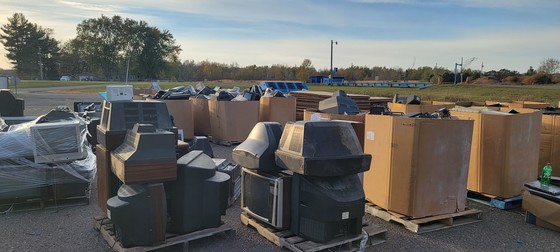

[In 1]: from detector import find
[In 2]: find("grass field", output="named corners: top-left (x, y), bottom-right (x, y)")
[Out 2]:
top-left (14, 80), bottom-right (560, 105)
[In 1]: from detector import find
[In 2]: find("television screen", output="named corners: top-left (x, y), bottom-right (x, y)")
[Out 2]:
top-left (241, 168), bottom-right (291, 229)
top-left (30, 121), bottom-right (86, 164)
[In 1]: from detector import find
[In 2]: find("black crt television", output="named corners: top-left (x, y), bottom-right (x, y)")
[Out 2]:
top-left (241, 168), bottom-right (291, 229)
top-left (166, 151), bottom-right (230, 234)
top-left (392, 94), bottom-right (421, 105)
top-left (106, 183), bottom-right (167, 248)
top-left (291, 173), bottom-right (365, 243)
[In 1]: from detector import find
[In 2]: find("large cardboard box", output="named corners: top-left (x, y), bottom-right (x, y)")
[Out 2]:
top-left (451, 108), bottom-right (542, 198)
top-left (259, 96), bottom-right (296, 127)
top-left (208, 100), bottom-right (259, 143)
top-left (161, 99), bottom-right (194, 140)
top-left (388, 101), bottom-right (455, 114)
top-left (303, 110), bottom-right (366, 150)
top-left (509, 101), bottom-right (550, 109)
top-left (191, 98), bottom-right (211, 136)
top-left (539, 114), bottom-right (560, 177)
top-left (363, 115), bottom-right (474, 218)
top-left (522, 190), bottom-right (560, 232)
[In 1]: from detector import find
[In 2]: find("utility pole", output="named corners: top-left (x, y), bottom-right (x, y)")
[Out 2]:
top-left (481, 62), bottom-right (484, 74)
top-left (454, 59), bottom-right (462, 85)
top-left (38, 47), bottom-right (44, 80)
top-left (460, 57), bottom-right (464, 84)
top-left (330, 40), bottom-right (337, 85)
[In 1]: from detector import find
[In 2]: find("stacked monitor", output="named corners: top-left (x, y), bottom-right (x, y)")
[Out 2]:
top-left (235, 121), bottom-right (372, 243)
top-left (101, 99), bottom-right (230, 248)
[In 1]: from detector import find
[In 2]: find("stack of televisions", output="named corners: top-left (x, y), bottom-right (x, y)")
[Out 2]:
top-left (232, 120), bottom-right (372, 243)
top-left (96, 100), bottom-right (230, 248)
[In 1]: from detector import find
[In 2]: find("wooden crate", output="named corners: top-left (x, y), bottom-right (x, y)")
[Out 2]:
top-left (365, 203), bottom-right (483, 234)
top-left (94, 215), bottom-right (234, 252)
top-left (467, 191), bottom-right (523, 210)
top-left (240, 212), bottom-right (386, 252)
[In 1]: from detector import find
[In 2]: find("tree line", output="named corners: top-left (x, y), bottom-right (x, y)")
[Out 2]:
top-left (1, 13), bottom-right (559, 84)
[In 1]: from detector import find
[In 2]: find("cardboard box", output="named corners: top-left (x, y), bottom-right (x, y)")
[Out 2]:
top-left (191, 98), bottom-right (211, 136)
top-left (451, 108), bottom-right (542, 198)
top-left (106, 85), bottom-right (133, 102)
top-left (509, 101), bottom-right (550, 109)
top-left (522, 190), bottom-right (560, 232)
top-left (388, 101), bottom-right (455, 114)
top-left (363, 115), bottom-right (474, 218)
top-left (540, 114), bottom-right (560, 177)
top-left (161, 99), bottom-right (194, 140)
top-left (303, 110), bottom-right (366, 150)
top-left (259, 96), bottom-right (296, 127)
top-left (208, 100), bottom-right (259, 143)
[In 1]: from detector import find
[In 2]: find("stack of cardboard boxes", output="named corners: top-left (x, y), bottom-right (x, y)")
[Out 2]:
top-left (451, 108), bottom-right (542, 198)
top-left (363, 114), bottom-right (474, 218)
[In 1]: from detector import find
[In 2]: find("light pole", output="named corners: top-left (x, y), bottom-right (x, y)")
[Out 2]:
top-left (330, 40), bottom-right (337, 84)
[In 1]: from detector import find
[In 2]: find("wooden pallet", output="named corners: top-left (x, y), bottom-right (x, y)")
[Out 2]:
top-left (208, 136), bottom-right (242, 147)
top-left (0, 184), bottom-right (91, 213)
top-left (364, 203), bottom-right (483, 234)
top-left (94, 215), bottom-right (234, 252)
top-left (467, 191), bottom-right (523, 210)
top-left (240, 212), bottom-right (387, 252)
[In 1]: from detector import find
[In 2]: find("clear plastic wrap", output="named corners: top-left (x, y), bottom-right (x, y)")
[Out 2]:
top-left (0, 113), bottom-right (96, 196)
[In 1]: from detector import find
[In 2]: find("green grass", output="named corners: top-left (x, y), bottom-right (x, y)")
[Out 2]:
top-left (13, 80), bottom-right (560, 106)
top-left (307, 84), bottom-right (560, 105)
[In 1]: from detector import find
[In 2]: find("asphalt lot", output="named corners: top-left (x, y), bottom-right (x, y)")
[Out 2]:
top-left (0, 87), bottom-right (558, 252)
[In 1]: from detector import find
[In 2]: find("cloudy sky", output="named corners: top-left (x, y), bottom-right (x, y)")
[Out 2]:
top-left (1, 0), bottom-right (559, 73)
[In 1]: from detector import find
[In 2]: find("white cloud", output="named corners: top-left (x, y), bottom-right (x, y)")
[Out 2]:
top-left (58, 0), bottom-right (121, 12)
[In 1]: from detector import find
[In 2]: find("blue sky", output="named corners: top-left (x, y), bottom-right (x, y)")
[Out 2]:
top-left (1, 0), bottom-right (559, 73)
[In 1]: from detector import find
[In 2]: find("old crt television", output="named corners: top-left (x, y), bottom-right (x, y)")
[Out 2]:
top-left (241, 168), bottom-right (291, 229)
top-left (318, 90), bottom-right (360, 115)
top-left (30, 121), bottom-right (86, 164)
top-left (232, 122), bottom-right (283, 172)
top-left (393, 94), bottom-right (421, 105)
top-left (291, 173), bottom-right (365, 243)
top-left (107, 183), bottom-right (167, 248)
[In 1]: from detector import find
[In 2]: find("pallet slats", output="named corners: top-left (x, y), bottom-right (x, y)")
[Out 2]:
top-left (94, 215), bottom-right (233, 252)
top-left (240, 212), bottom-right (387, 252)
top-left (467, 191), bottom-right (523, 210)
top-left (365, 203), bottom-right (483, 234)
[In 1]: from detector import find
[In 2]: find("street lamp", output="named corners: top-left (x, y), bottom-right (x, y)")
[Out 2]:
top-left (330, 40), bottom-right (338, 85)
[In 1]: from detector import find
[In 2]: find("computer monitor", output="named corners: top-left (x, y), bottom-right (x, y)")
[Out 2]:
top-left (232, 122), bottom-right (283, 172)
top-left (30, 121), bottom-right (86, 164)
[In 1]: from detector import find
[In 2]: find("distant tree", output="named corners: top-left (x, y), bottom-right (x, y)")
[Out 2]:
top-left (296, 59), bottom-right (316, 82)
top-left (59, 39), bottom-right (90, 77)
top-left (75, 15), bottom-right (181, 80)
top-left (538, 58), bottom-right (560, 75)
top-left (1, 13), bottom-right (60, 79)
top-left (525, 66), bottom-right (536, 76)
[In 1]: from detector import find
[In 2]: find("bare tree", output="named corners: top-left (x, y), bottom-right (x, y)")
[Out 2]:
top-left (538, 58), bottom-right (560, 74)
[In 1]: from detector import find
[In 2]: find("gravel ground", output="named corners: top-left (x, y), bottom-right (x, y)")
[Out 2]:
top-left (0, 87), bottom-right (558, 252)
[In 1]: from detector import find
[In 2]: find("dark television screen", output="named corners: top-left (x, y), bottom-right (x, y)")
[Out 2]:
top-left (242, 171), bottom-right (272, 221)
